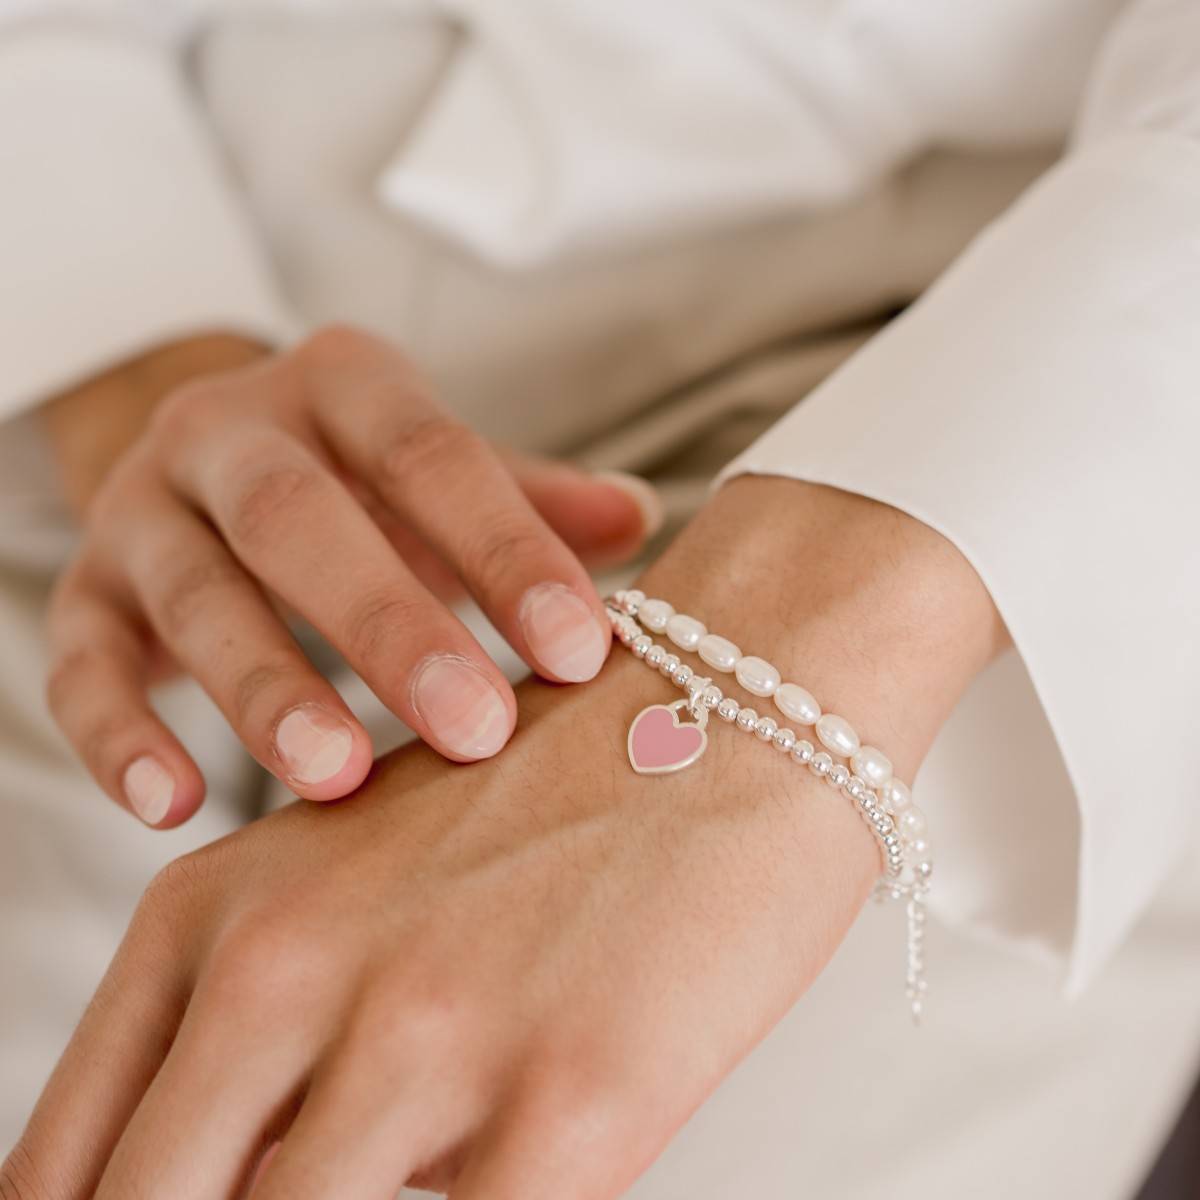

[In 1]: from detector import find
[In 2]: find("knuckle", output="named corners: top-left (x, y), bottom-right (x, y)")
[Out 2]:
top-left (460, 516), bottom-right (547, 594)
top-left (298, 323), bottom-right (381, 370)
top-left (343, 586), bottom-right (429, 662)
top-left (528, 1070), bottom-right (623, 1154)
top-left (131, 844), bottom-right (228, 951)
top-left (150, 379), bottom-right (228, 444)
top-left (139, 849), bottom-right (215, 924)
top-left (204, 909), bottom-right (322, 1012)
top-left (379, 414), bottom-right (477, 486)
top-left (225, 463), bottom-right (323, 547)
top-left (0, 1142), bottom-right (49, 1200)
top-left (152, 552), bottom-right (245, 639)
top-left (355, 982), bottom-right (464, 1060)
top-left (230, 659), bottom-right (293, 727)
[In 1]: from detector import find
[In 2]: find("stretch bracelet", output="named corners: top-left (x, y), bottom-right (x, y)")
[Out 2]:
top-left (605, 590), bottom-right (932, 1022)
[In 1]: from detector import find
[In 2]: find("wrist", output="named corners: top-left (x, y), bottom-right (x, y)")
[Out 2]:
top-left (629, 475), bottom-right (1004, 782)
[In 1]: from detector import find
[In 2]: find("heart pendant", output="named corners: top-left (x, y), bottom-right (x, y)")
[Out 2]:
top-left (627, 699), bottom-right (708, 775)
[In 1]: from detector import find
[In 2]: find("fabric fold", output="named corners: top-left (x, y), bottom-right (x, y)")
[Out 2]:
top-left (717, 132), bottom-right (1200, 991)
top-left (0, 22), bottom-right (295, 422)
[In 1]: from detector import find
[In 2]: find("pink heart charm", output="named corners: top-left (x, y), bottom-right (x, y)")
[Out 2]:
top-left (627, 701), bottom-right (708, 775)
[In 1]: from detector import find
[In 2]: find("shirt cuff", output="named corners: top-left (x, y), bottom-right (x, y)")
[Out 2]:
top-left (0, 23), bottom-right (297, 422)
top-left (716, 132), bottom-right (1200, 994)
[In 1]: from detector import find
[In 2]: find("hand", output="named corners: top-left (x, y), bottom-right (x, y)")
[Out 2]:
top-left (6, 479), bottom-right (1003, 1200)
top-left (5, 644), bottom-right (880, 1200)
top-left (41, 326), bottom-right (661, 825)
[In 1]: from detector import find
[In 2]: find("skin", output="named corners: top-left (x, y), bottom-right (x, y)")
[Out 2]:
top-left (40, 328), bottom-right (657, 824)
top-left (3, 471), bottom-right (1006, 1199)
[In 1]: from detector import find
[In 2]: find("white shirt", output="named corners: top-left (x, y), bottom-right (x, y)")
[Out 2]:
top-left (1, 0), bottom-right (1198, 1000)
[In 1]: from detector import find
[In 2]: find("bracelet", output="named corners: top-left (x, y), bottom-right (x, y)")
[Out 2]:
top-left (605, 589), bottom-right (931, 1023)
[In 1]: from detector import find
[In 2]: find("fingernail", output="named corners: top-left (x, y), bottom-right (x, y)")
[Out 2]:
top-left (593, 470), bottom-right (665, 538)
top-left (411, 655), bottom-right (511, 759)
top-left (274, 705), bottom-right (354, 784)
top-left (123, 755), bottom-right (174, 826)
top-left (519, 582), bottom-right (609, 682)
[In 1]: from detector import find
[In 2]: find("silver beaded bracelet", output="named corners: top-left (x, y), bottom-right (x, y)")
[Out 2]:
top-left (606, 590), bottom-right (931, 1023)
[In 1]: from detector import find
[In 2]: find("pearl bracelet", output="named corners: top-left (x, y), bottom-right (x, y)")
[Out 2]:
top-left (606, 590), bottom-right (932, 1022)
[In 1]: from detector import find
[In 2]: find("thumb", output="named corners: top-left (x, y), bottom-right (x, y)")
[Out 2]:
top-left (507, 456), bottom-right (664, 567)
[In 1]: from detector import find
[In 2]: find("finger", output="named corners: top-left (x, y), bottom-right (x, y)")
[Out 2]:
top-left (358, 461), bottom-right (662, 598)
top-left (166, 426), bottom-right (516, 763)
top-left (94, 930), bottom-right (316, 1200)
top-left (119, 502), bottom-right (372, 801)
top-left (506, 455), bottom-right (664, 567)
top-left (249, 1021), bottom-right (472, 1200)
top-left (302, 332), bottom-right (612, 685)
top-left (0, 884), bottom-right (191, 1199)
top-left (450, 1087), bottom-right (654, 1200)
top-left (46, 574), bottom-right (205, 827)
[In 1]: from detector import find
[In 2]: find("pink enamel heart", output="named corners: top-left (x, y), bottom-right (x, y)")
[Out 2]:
top-left (627, 703), bottom-right (707, 775)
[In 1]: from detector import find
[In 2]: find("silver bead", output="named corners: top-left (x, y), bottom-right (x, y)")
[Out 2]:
top-left (671, 663), bottom-right (694, 688)
top-left (735, 706), bottom-right (758, 732)
top-left (829, 763), bottom-right (850, 787)
top-left (754, 715), bottom-right (778, 741)
top-left (792, 739), bottom-right (814, 764)
top-left (631, 634), bottom-right (652, 659)
top-left (809, 751), bottom-right (833, 776)
top-left (845, 774), bottom-right (867, 799)
top-left (659, 653), bottom-right (680, 678)
top-left (773, 727), bottom-right (796, 753)
top-left (618, 622), bottom-right (636, 645)
top-left (645, 645), bottom-right (666, 668)
top-left (701, 685), bottom-right (723, 710)
top-left (717, 697), bottom-right (740, 723)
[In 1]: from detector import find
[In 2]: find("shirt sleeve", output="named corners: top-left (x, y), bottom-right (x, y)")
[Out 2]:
top-left (0, 8), bottom-right (297, 422)
top-left (716, 0), bottom-right (1200, 993)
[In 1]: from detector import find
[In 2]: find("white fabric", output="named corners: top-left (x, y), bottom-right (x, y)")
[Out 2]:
top-left (0, 12), bottom-right (296, 418)
top-left (2, 0), bottom-right (1200, 1191)
top-left (3, 0), bottom-right (1194, 991)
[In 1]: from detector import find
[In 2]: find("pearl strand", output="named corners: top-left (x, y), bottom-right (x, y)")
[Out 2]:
top-left (616, 590), bottom-right (931, 885)
top-left (607, 592), bottom-right (931, 1022)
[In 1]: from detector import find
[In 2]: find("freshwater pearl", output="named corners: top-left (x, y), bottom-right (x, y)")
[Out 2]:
top-left (734, 655), bottom-right (780, 698)
top-left (665, 613), bottom-right (706, 651)
top-left (851, 745), bottom-right (893, 789)
top-left (638, 598), bottom-right (674, 633)
top-left (773, 682), bottom-right (821, 725)
top-left (899, 807), bottom-right (927, 838)
top-left (879, 778), bottom-right (912, 812)
top-left (698, 633), bottom-right (741, 673)
top-left (815, 713), bottom-right (860, 758)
